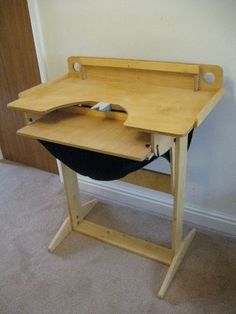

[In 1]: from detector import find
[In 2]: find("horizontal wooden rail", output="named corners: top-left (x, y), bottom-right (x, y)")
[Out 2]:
top-left (74, 220), bottom-right (173, 265)
top-left (71, 57), bottom-right (200, 75)
top-left (121, 169), bottom-right (172, 194)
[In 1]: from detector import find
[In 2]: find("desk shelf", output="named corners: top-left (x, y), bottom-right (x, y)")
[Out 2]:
top-left (18, 107), bottom-right (152, 161)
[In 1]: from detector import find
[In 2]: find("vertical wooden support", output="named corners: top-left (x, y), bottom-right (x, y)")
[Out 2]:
top-left (81, 65), bottom-right (87, 80)
top-left (194, 74), bottom-right (200, 91)
top-left (61, 163), bottom-right (98, 225)
top-left (172, 135), bottom-right (188, 253)
top-left (170, 143), bottom-right (176, 195)
top-left (158, 135), bottom-right (196, 298)
top-left (48, 163), bottom-right (81, 252)
top-left (48, 163), bottom-right (97, 252)
top-left (61, 162), bottom-right (82, 228)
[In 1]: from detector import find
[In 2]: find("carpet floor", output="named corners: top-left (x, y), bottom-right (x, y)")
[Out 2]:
top-left (0, 160), bottom-right (236, 314)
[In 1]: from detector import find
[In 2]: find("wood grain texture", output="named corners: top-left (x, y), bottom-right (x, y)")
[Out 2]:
top-left (121, 169), bottom-right (171, 194)
top-left (74, 220), bottom-right (173, 265)
top-left (0, 0), bottom-right (57, 172)
top-left (75, 56), bottom-right (200, 74)
top-left (8, 57), bottom-right (224, 136)
top-left (61, 163), bottom-right (81, 228)
top-left (17, 110), bottom-right (152, 161)
top-left (172, 136), bottom-right (188, 252)
top-left (8, 78), bottom-right (223, 136)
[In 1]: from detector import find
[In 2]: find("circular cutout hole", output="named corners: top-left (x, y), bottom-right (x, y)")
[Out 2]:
top-left (204, 72), bottom-right (215, 84)
top-left (73, 62), bottom-right (81, 72)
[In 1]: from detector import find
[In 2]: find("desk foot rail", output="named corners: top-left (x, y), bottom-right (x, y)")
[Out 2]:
top-left (157, 228), bottom-right (196, 299)
top-left (74, 220), bottom-right (173, 265)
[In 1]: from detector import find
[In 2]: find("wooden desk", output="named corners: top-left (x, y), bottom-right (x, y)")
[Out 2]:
top-left (8, 57), bottom-right (224, 298)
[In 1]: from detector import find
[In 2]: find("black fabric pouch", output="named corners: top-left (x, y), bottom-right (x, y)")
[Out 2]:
top-left (39, 129), bottom-right (193, 181)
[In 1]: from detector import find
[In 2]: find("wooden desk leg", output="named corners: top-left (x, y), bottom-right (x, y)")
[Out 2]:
top-left (158, 135), bottom-right (196, 298)
top-left (170, 143), bottom-right (175, 195)
top-left (48, 162), bottom-right (97, 252)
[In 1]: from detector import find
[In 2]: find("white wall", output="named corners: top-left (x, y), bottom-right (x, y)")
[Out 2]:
top-left (36, 0), bottom-right (236, 219)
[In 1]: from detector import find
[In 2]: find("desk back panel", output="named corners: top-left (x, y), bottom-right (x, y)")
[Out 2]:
top-left (68, 56), bottom-right (223, 91)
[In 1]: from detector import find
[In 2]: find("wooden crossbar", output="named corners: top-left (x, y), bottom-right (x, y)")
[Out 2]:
top-left (74, 220), bottom-right (173, 265)
top-left (75, 57), bottom-right (200, 75)
top-left (121, 169), bottom-right (171, 194)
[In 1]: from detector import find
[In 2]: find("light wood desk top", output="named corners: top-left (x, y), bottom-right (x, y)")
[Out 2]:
top-left (8, 57), bottom-right (224, 137)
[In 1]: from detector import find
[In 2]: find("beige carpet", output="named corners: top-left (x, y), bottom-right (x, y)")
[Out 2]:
top-left (0, 160), bottom-right (236, 314)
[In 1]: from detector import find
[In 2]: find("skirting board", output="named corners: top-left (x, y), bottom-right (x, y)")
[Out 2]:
top-left (77, 175), bottom-right (236, 238)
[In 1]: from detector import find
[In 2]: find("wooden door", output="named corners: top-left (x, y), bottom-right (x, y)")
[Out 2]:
top-left (0, 0), bottom-right (57, 173)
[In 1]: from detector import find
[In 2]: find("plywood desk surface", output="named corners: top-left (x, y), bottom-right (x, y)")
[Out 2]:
top-left (18, 108), bottom-right (151, 161)
top-left (8, 57), bottom-right (224, 137)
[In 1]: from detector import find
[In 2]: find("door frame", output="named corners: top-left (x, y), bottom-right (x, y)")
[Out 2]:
top-left (27, 0), bottom-right (47, 83)
top-left (26, 1), bottom-right (61, 174)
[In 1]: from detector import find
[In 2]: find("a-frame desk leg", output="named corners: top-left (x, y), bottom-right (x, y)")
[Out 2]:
top-left (158, 135), bottom-right (196, 298)
top-left (48, 162), bottom-right (97, 252)
top-left (48, 137), bottom-right (195, 299)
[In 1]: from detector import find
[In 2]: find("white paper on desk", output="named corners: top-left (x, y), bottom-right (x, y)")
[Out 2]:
top-left (91, 102), bottom-right (111, 112)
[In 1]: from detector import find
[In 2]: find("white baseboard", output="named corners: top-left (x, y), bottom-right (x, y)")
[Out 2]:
top-left (77, 175), bottom-right (236, 237)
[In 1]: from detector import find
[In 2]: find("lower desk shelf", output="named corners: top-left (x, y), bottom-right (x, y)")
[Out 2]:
top-left (18, 107), bottom-right (152, 161)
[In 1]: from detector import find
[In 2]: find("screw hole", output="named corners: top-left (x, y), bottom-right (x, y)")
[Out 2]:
top-left (145, 143), bottom-right (151, 148)
top-left (204, 72), bottom-right (215, 84)
top-left (73, 62), bottom-right (81, 72)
